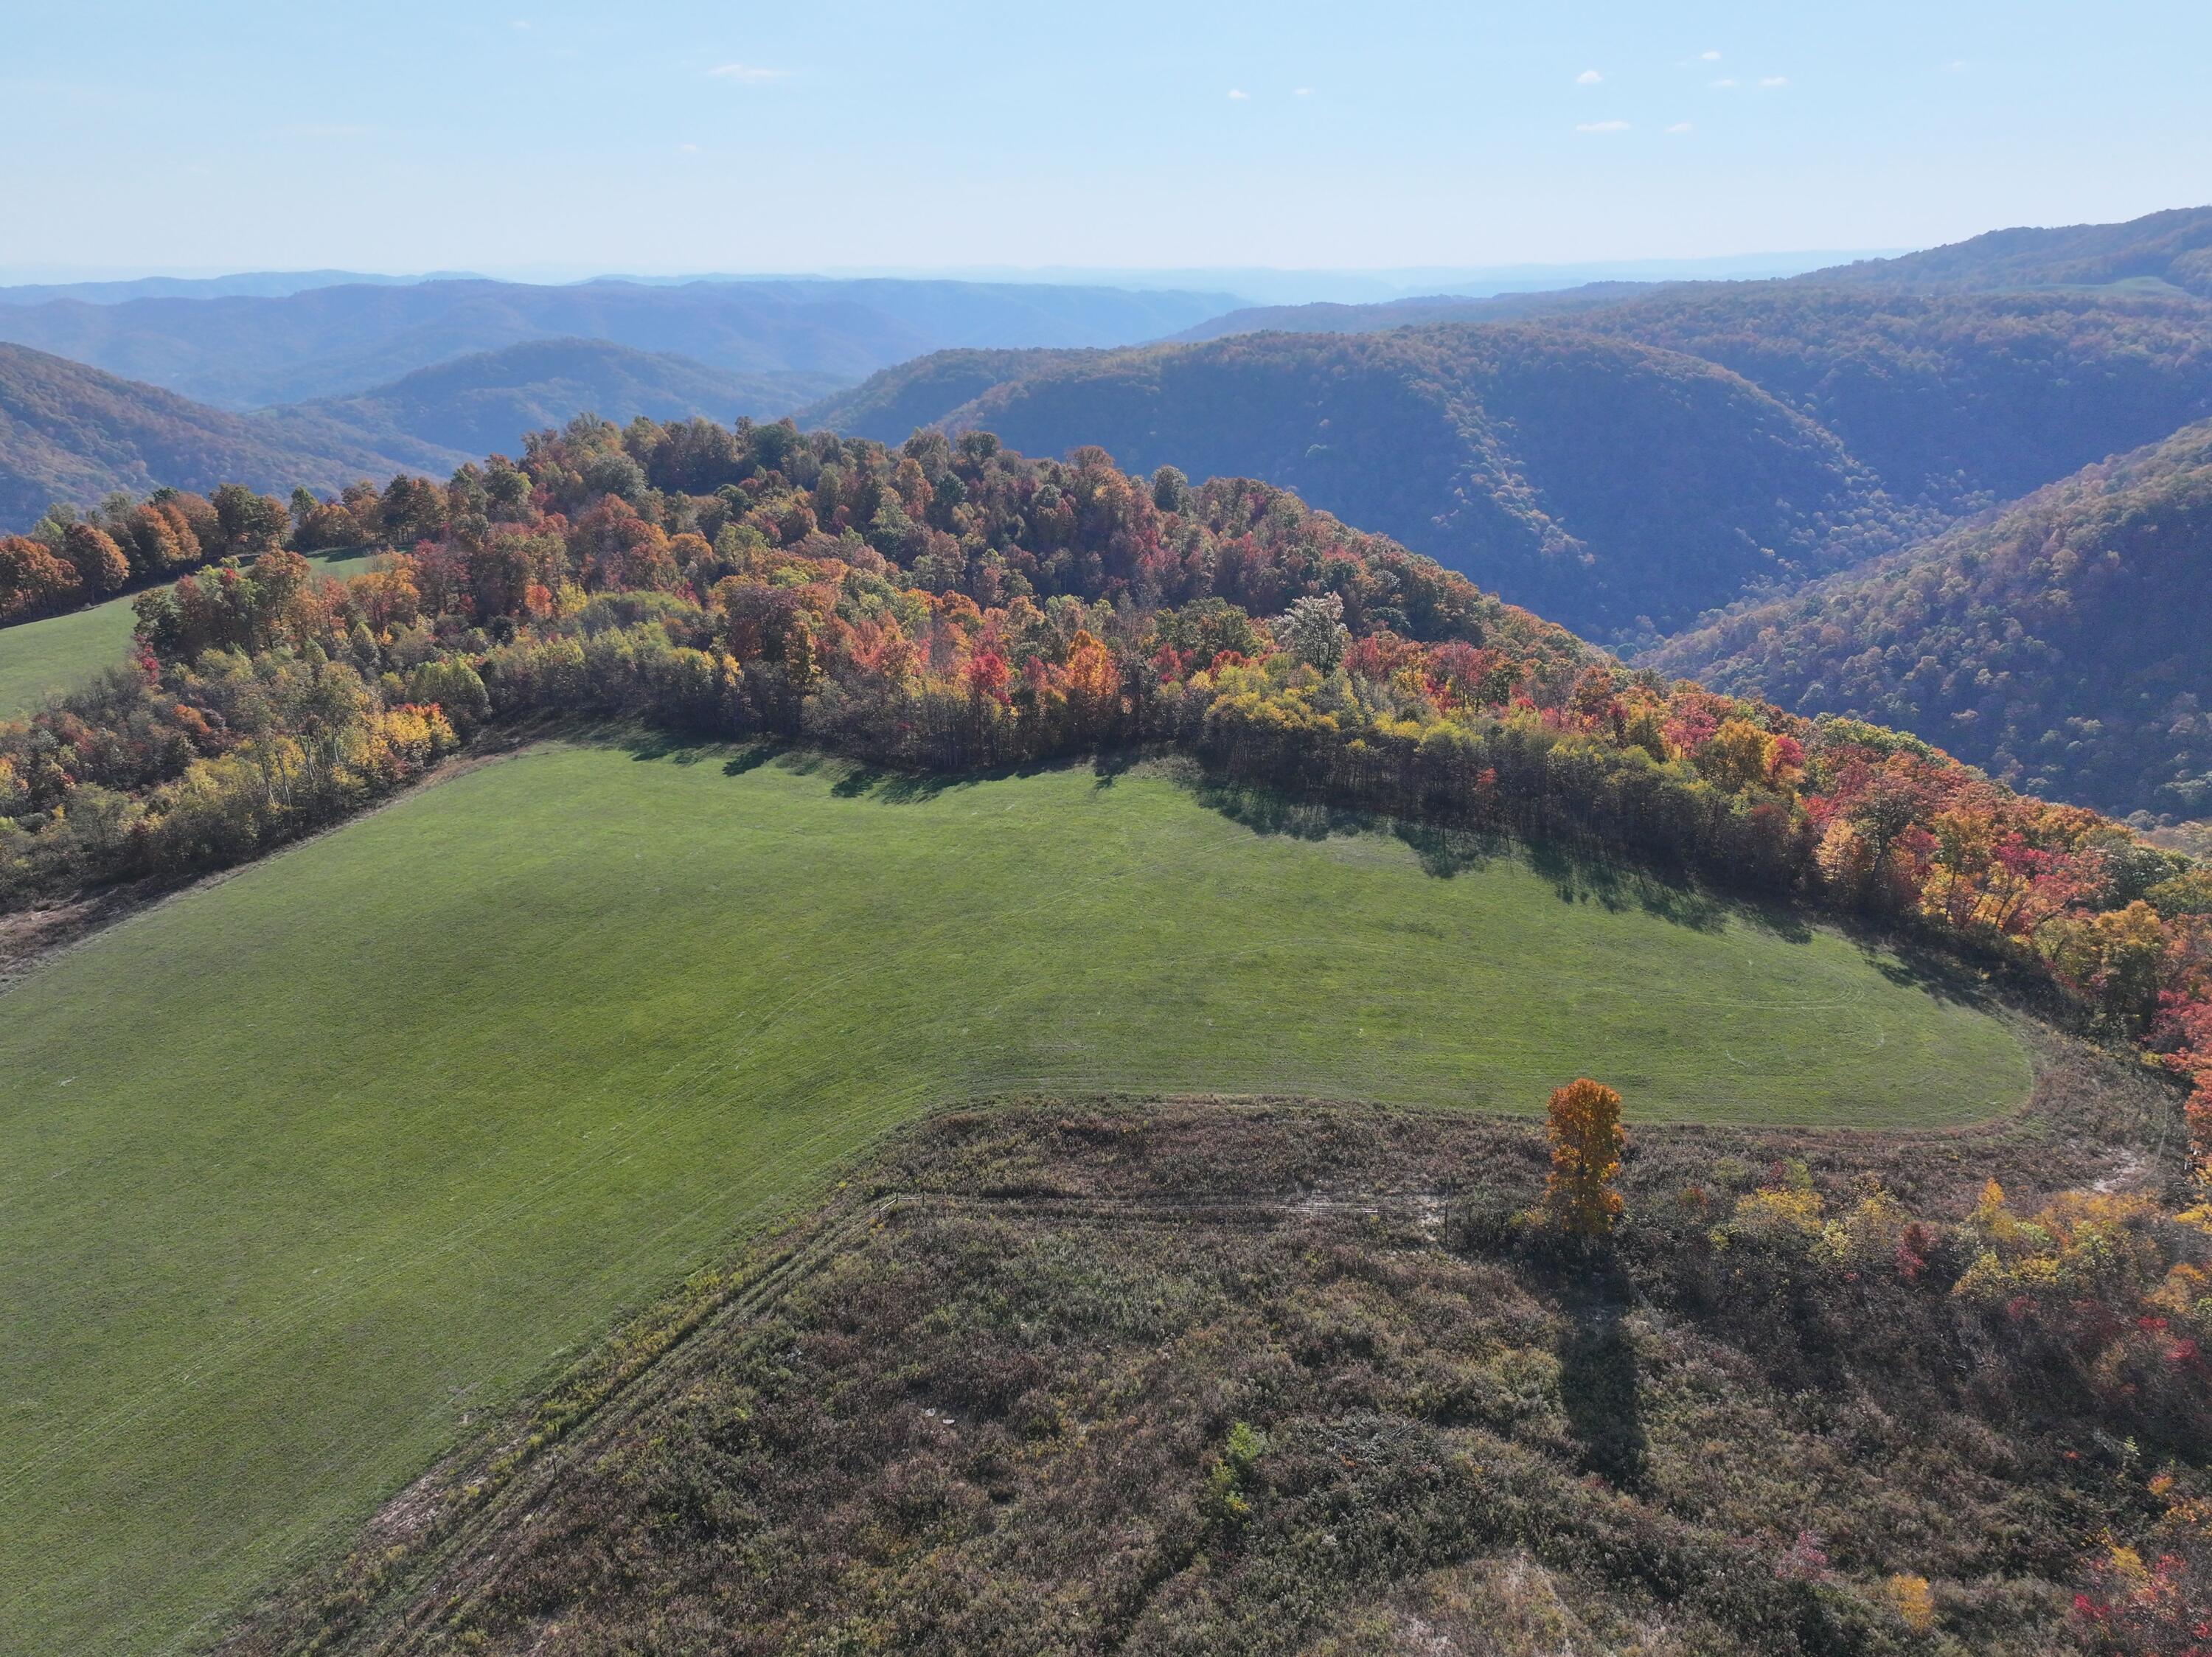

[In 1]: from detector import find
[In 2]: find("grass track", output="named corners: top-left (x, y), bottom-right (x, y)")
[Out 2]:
top-left (0, 741), bottom-right (2030, 1653)
top-left (0, 549), bottom-right (387, 717)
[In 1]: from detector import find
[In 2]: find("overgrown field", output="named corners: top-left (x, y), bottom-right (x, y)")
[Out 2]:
top-left (0, 743), bottom-right (2031, 1653)
top-left (0, 548), bottom-right (382, 716)
top-left (232, 1093), bottom-right (2196, 1657)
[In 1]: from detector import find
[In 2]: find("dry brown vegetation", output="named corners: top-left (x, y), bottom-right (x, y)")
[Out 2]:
top-left (224, 1032), bottom-right (2207, 1657)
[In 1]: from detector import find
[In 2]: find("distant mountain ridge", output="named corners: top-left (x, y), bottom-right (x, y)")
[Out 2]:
top-left (0, 337), bottom-right (855, 529)
top-left (297, 338), bottom-right (839, 465)
top-left (0, 270), bottom-right (476, 307)
top-left (0, 277), bottom-right (1238, 410)
top-left (1799, 204), bottom-right (2212, 297)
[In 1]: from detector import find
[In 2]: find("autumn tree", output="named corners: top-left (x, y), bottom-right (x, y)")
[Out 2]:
top-left (1544, 1077), bottom-right (1626, 1238)
top-left (1276, 591), bottom-right (1349, 673)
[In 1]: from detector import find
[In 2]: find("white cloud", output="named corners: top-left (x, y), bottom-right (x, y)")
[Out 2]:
top-left (1710, 77), bottom-right (1737, 88)
top-left (510, 18), bottom-right (530, 28)
top-left (1228, 87), bottom-right (1249, 100)
top-left (1293, 86), bottom-right (1313, 96)
top-left (676, 142), bottom-right (699, 153)
top-left (1666, 121), bottom-right (1694, 134)
top-left (1944, 59), bottom-right (1969, 72)
top-left (1574, 119), bottom-right (1630, 133)
top-left (708, 62), bottom-right (785, 83)
top-left (1575, 69), bottom-right (1602, 85)
top-left (1760, 75), bottom-right (1790, 87)
top-left (1700, 49), bottom-right (1721, 61)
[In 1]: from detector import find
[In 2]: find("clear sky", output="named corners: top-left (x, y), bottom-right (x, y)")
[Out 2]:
top-left (4, 0), bottom-right (2206, 277)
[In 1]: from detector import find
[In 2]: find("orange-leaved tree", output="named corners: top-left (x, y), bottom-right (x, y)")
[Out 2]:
top-left (1545, 1077), bottom-right (1625, 1238)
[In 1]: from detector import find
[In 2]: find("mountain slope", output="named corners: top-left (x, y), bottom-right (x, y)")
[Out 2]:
top-left (1572, 288), bottom-right (2212, 513)
top-left (1800, 204), bottom-right (2212, 296)
top-left (0, 343), bottom-right (418, 529)
top-left (296, 338), bottom-right (837, 460)
top-left (936, 325), bottom-right (1914, 640)
top-left (796, 346), bottom-right (1095, 442)
top-left (1169, 282), bottom-right (1662, 344)
top-left (0, 277), bottom-right (1237, 409)
top-left (1648, 417), bottom-right (2212, 817)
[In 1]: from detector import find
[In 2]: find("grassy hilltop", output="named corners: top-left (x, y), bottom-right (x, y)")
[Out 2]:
top-left (0, 744), bottom-right (2029, 1653)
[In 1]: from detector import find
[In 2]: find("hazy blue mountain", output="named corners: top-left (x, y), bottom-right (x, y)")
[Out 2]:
top-left (796, 348), bottom-right (1096, 443)
top-left (1795, 204), bottom-right (2212, 296)
top-left (297, 338), bottom-right (838, 461)
top-left (0, 271), bottom-right (473, 306)
top-left (0, 278), bottom-right (1239, 410)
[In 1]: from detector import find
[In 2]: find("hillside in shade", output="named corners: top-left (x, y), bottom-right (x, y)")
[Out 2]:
top-left (1648, 417), bottom-right (2212, 817)
top-left (1569, 287), bottom-right (2212, 513)
top-left (794, 346), bottom-right (1096, 443)
top-left (296, 338), bottom-right (838, 461)
top-left (0, 277), bottom-right (1237, 409)
top-left (929, 324), bottom-right (1916, 641)
top-left (0, 343), bottom-right (421, 529)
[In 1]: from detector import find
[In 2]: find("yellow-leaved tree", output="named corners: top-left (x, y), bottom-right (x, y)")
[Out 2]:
top-left (1545, 1077), bottom-right (1626, 1239)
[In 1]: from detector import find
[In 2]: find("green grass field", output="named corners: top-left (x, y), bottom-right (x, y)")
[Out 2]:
top-left (0, 743), bottom-right (2031, 1653)
top-left (0, 586), bottom-right (142, 716)
top-left (0, 549), bottom-right (389, 717)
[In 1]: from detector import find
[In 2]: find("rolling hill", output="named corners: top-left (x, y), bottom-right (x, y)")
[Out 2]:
top-left (1569, 287), bottom-right (2212, 514)
top-left (933, 325), bottom-right (1916, 641)
top-left (1801, 203), bottom-right (2212, 296)
top-left (0, 277), bottom-right (1238, 409)
top-left (6, 419), bottom-right (2205, 1656)
top-left (1648, 417), bottom-right (2212, 819)
top-left (795, 345), bottom-right (1096, 443)
top-left (0, 342), bottom-right (425, 529)
top-left (293, 338), bottom-right (838, 461)
top-left (0, 748), bottom-right (2032, 1654)
top-left (1, 339), bottom-right (839, 531)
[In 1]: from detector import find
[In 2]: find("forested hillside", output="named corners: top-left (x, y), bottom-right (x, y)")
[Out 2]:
top-left (6, 415), bottom-right (2210, 1126)
top-left (0, 277), bottom-right (1233, 409)
top-left (1650, 418), bottom-right (2212, 819)
top-left (0, 343), bottom-right (423, 530)
top-left (7, 417), bottom-right (2212, 1654)
top-left (1573, 288), bottom-right (2212, 512)
top-left (296, 338), bottom-right (838, 462)
top-left (1801, 204), bottom-right (2212, 296)
top-left (928, 326), bottom-right (1913, 641)
top-left (796, 346), bottom-right (1093, 443)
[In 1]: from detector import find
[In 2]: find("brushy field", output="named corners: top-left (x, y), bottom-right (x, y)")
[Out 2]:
top-left (0, 741), bottom-right (2031, 1653)
top-left (230, 1094), bottom-right (2190, 1657)
top-left (0, 549), bottom-right (384, 716)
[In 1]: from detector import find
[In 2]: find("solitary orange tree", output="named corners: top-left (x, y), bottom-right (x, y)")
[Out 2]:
top-left (1544, 1077), bottom-right (1625, 1238)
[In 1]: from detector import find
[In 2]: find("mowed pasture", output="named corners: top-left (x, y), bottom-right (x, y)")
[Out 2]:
top-left (0, 548), bottom-right (388, 716)
top-left (0, 584), bottom-right (140, 716)
top-left (0, 743), bottom-right (2031, 1653)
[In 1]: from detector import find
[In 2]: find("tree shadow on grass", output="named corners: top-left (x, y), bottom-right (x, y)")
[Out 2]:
top-left (1859, 936), bottom-right (2003, 1012)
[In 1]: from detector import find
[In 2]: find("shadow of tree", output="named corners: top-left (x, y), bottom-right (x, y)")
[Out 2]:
top-left (1557, 1293), bottom-right (1646, 1490)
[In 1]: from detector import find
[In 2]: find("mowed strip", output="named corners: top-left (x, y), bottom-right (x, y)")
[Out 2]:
top-left (0, 745), bottom-right (2031, 1653)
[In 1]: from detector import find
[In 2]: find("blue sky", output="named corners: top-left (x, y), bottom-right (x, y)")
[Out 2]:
top-left (4, 0), bottom-right (2206, 277)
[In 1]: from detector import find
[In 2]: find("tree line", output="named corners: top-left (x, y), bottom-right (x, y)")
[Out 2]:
top-left (2, 412), bottom-right (2209, 1175)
